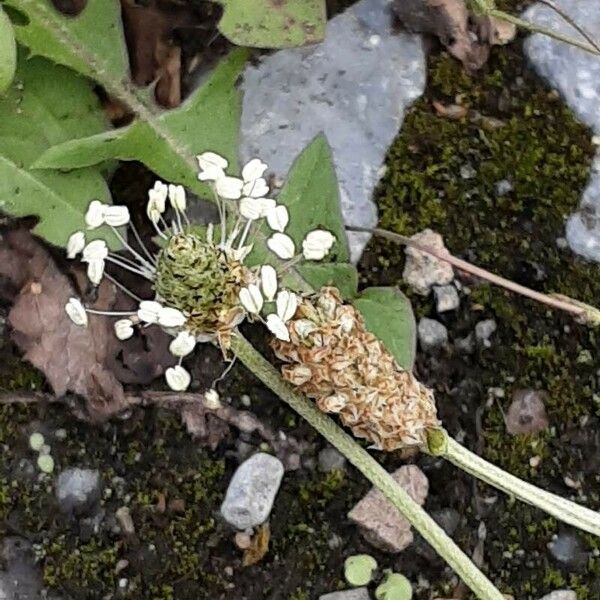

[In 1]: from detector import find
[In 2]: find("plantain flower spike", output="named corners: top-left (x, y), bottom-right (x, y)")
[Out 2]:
top-left (271, 287), bottom-right (440, 451)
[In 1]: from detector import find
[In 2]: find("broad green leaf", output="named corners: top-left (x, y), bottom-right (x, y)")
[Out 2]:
top-left (0, 55), bottom-right (116, 247)
top-left (299, 262), bottom-right (358, 299)
top-left (3, 0), bottom-right (128, 82)
top-left (0, 5), bottom-right (16, 93)
top-left (34, 50), bottom-right (248, 195)
top-left (353, 287), bottom-right (416, 370)
top-left (214, 0), bottom-right (326, 48)
top-left (276, 134), bottom-right (350, 262)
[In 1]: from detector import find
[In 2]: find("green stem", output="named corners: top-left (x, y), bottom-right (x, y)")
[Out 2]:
top-left (434, 432), bottom-right (600, 537)
top-left (230, 332), bottom-right (506, 600)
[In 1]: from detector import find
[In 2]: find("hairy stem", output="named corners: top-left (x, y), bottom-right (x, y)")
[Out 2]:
top-left (230, 332), bottom-right (506, 600)
top-left (428, 431), bottom-right (600, 536)
top-left (348, 225), bottom-right (600, 326)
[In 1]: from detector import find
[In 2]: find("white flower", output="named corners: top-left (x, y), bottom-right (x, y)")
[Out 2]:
top-left (65, 298), bottom-right (88, 327)
top-left (239, 284), bottom-right (263, 314)
top-left (114, 318), bottom-right (134, 340)
top-left (137, 300), bottom-right (163, 324)
top-left (85, 200), bottom-right (107, 229)
top-left (242, 177), bottom-right (269, 198)
top-left (104, 205), bottom-right (130, 227)
top-left (266, 205), bottom-right (289, 232)
top-left (82, 239), bottom-right (108, 262)
top-left (169, 330), bottom-right (196, 357)
top-left (260, 265), bottom-right (278, 301)
top-left (302, 229), bottom-right (336, 261)
top-left (165, 365), bottom-right (191, 391)
top-left (86, 259), bottom-right (105, 285)
top-left (215, 176), bottom-right (244, 200)
top-left (239, 197), bottom-right (262, 221)
top-left (158, 306), bottom-right (187, 328)
top-left (168, 184), bottom-right (186, 212)
top-left (67, 231), bottom-right (85, 259)
top-left (267, 233), bottom-right (295, 260)
top-left (147, 181), bottom-right (167, 222)
top-left (197, 151), bottom-right (228, 172)
top-left (204, 388), bottom-right (221, 409)
top-left (242, 158), bottom-right (268, 182)
top-left (276, 290), bottom-right (298, 322)
top-left (266, 313), bottom-right (290, 342)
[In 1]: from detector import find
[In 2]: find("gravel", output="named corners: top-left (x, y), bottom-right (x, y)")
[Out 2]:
top-left (55, 467), bottom-right (102, 516)
top-left (418, 318), bottom-right (448, 352)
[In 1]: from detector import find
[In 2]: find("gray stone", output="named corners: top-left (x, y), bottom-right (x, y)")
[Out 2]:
top-left (523, 0), bottom-right (600, 262)
top-left (319, 589), bottom-right (370, 600)
top-left (348, 464), bottom-right (428, 553)
top-left (418, 318), bottom-right (448, 352)
top-left (318, 447), bottom-right (347, 472)
top-left (220, 452), bottom-right (284, 530)
top-left (0, 537), bottom-right (43, 600)
top-left (240, 0), bottom-right (426, 262)
top-left (56, 467), bottom-right (102, 516)
top-left (475, 319), bottom-right (497, 344)
top-left (548, 532), bottom-right (588, 569)
top-left (403, 229), bottom-right (454, 295)
top-left (495, 178), bottom-right (513, 196)
top-left (539, 592), bottom-right (577, 600)
top-left (434, 285), bottom-right (460, 313)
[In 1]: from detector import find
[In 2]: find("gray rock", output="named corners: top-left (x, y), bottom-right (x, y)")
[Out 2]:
top-left (434, 284), bottom-right (460, 313)
top-left (348, 464), bottom-right (428, 553)
top-left (319, 589), bottom-right (370, 600)
top-left (495, 179), bottom-right (513, 196)
top-left (523, 0), bottom-right (600, 262)
top-left (548, 532), bottom-right (588, 569)
top-left (56, 467), bottom-right (102, 516)
top-left (0, 537), bottom-right (43, 600)
top-left (539, 592), bottom-right (577, 600)
top-left (475, 319), bottom-right (497, 345)
top-left (220, 452), bottom-right (284, 530)
top-left (240, 0), bottom-right (426, 262)
top-left (318, 447), bottom-right (347, 473)
top-left (418, 318), bottom-right (448, 352)
top-left (403, 229), bottom-right (454, 295)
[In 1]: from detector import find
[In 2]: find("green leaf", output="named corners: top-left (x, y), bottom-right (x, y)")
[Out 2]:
top-left (3, 0), bottom-right (128, 82)
top-left (34, 50), bottom-right (248, 195)
top-left (214, 0), bottom-right (326, 48)
top-left (0, 55), bottom-right (117, 247)
top-left (299, 262), bottom-right (358, 299)
top-left (276, 134), bottom-right (350, 262)
top-left (353, 287), bottom-right (416, 370)
top-left (0, 6), bottom-right (16, 93)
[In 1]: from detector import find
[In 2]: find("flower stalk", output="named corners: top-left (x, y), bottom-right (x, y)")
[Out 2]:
top-left (230, 332), bottom-right (506, 600)
top-left (427, 429), bottom-right (600, 537)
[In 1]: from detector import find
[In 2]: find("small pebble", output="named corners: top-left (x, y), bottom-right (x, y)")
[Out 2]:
top-left (433, 285), bottom-right (460, 313)
top-left (234, 531), bottom-right (252, 550)
top-left (240, 394), bottom-right (251, 407)
top-left (529, 455), bottom-right (542, 468)
top-left (116, 506), bottom-right (135, 536)
top-left (318, 447), bottom-right (346, 473)
top-left (37, 455), bottom-right (54, 474)
top-left (475, 319), bottom-right (497, 346)
top-left (418, 318), bottom-right (448, 352)
top-left (54, 428), bottom-right (67, 441)
top-left (115, 559), bottom-right (129, 574)
top-left (29, 433), bottom-right (45, 452)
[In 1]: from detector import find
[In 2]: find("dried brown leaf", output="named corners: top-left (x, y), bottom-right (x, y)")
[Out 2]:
top-left (242, 523), bottom-right (271, 567)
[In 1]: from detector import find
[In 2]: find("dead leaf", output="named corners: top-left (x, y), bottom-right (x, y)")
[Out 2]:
top-left (472, 15), bottom-right (517, 46)
top-left (432, 100), bottom-right (468, 119)
top-left (180, 402), bottom-right (230, 449)
top-left (242, 523), bottom-right (270, 567)
top-left (0, 229), bottom-right (127, 421)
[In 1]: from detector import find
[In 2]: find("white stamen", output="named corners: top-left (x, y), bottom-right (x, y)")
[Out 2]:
top-left (242, 178), bottom-right (269, 198)
top-left (204, 388), bottom-right (221, 409)
top-left (260, 265), bottom-right (278, 301)
top-left (67, 231), bottom-right (86, 259)
top-left (276, 290), bottom-right (298, 322)
top-left (239, 284), bottom-right (263, 314)
top-left (65, 298), bottom-right (88, 327)
top-left (114, 318), bottom-right (134, 340)
top-left (165, 365), bottom-right (191, 391)
top-left (158, 307), bottom-right (187, 328)
top-left (104, 205), bottom-right (130, 227)
top-left (242, 158), bottom-right (268, 182)
top-left (302, 229), bottom-right (335, 261)
top-left (137, 300), bottom-right (163, 324)
top-left (82, 239), bottom-right (108, 262)
top-left (168, 184), bottom-right (187, 212)
top-left (239, 198), bottom-right (262, 221)
top-left (215, 176), bottom-right (243, 200)
top-left (267, 233), bottom-right (295, 260)
top-left (86, 259), bottom-right (105, 285)
top-left (85, 200), bottom-right (107, 229)
top-left (169, 330), bottom-right (196, 357)
top-left (266, 205), bottom-right (289, 232)
top-left (266, 313), bottom-right (290, 342)
top-left (197, 152), bottom-right (228, 172)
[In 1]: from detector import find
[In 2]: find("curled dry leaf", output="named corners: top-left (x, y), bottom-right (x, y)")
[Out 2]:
top-left (0, 229), bottom-right (127, 420)
top-left (242, 522), bottom-right (271, 567)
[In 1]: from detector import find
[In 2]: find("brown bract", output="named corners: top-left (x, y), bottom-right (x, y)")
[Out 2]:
top-left (0, 229), bottom-right (127, 420)
top-left (271, 288), bottom-right (439, 451)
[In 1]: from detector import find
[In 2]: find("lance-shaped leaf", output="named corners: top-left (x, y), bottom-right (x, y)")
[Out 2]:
top-left (0, 55), bottom-right (117, 247)
top-left (213, 0), bottom-right (326, 48)
top-left (34, 50), bottom-right (248, 194)
top-left (353, 287), bottom-right (417, 371)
